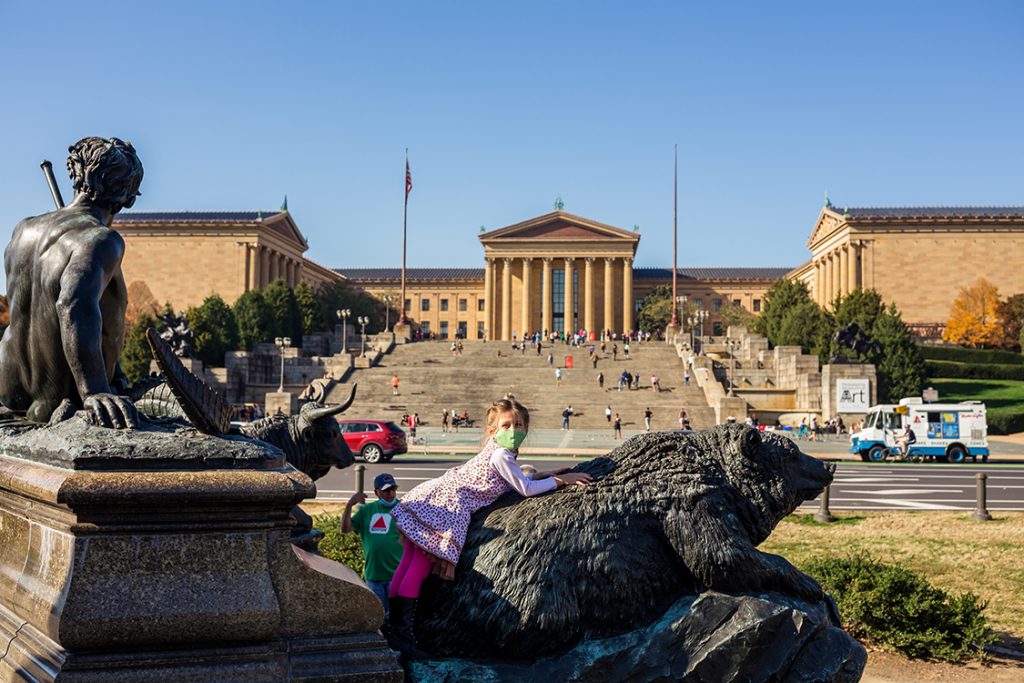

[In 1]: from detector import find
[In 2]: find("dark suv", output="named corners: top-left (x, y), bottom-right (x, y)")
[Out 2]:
top-left (337, 420), bottom-right (407, 464)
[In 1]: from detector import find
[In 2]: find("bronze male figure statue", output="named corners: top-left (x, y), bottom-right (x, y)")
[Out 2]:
top-left (0, 137), bottom-right (143, 428)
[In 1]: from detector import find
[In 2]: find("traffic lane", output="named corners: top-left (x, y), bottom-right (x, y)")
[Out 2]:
top-left (314, 456), bottom-right (584, 502)
top-left (313, 459), bottom-right (1024, 511)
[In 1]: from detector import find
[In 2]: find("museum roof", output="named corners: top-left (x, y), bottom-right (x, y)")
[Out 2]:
top-left (835, 206), bottom-right (1024, 220)
top-left (115, 211), bottom-right (287, 223)
top-left (337, 267), bottom-right (791, 282)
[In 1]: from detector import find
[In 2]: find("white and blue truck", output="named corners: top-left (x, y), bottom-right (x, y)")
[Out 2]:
top-left (850, 398), bottom-right (988, 463)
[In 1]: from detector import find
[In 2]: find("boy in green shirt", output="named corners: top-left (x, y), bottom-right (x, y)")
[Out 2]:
top-left (343, 473), bottom-right (403, 618)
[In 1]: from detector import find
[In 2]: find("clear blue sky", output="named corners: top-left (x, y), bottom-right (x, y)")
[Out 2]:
top-left (1, 1), bottom-right (1021, 293)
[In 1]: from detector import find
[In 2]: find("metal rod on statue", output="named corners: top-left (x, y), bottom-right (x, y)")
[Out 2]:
top-left (40, 160), bottom-right (65, 209)
top-left (670, 144), bottom-right (678, 327)
top-left (355, 464), bottom-right (366, 495)
top-left (399, 149), bottom-right (410, 326)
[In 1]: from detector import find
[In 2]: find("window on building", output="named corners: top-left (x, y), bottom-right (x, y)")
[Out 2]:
top-left (421, 298), bottom-right (430, 312)
top-left (404, 299), bottom-right (411, 311)
top-left (694, 297), bottom-right (704, 308)
top-left (477, 299), bottom-right (485, 311)
top-left (732, 299), bottom-right (741, 307)
top-left (753, 298), bottom-right (761, 312)
top-left (440, 298), bottom-right (449, 312)
top-left (477, 321), bottom-right (485, 339)
top-left (459, 298), bottom-right (467, 312)
top-left (550, 270), bottom-right (578, 333)
top-left (713, 299), bottom-right (722, 312)
top-left (421, 321), bottom-right (430, 334)
top-left (712, 321), bottom-right (724, 336)
top-left (457, 321), bottom-right (467, 338)
top-left (440, 321), bottom-right (449, 339)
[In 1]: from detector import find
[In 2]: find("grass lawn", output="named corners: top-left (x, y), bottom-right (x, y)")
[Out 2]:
top-left (763, 511), bottom-right (1024, 642)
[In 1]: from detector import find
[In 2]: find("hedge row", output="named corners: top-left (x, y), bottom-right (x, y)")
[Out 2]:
top-left (920, 346), bottom-right (1024, 366)
top-left (989, 409), bottom-right (1024, 436)
top-left (925, 359), bottom-right (1024, 381)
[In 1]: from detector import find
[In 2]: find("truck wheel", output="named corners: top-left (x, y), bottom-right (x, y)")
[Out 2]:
top-left (868, 445), bottom-right (887, 463)
top-left (946, 445), bottom-right (967, 464)
top-left (362, 444), bottom-right (384, 464)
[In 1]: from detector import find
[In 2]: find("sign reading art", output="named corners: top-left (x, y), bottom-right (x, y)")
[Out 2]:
top-left (836, 378), bottom-right (870, 413)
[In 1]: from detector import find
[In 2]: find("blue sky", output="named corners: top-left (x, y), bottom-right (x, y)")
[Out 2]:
top-left (0, 1), bottom-right (1021, 292)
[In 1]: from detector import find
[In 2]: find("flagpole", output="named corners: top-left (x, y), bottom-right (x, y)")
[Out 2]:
top-left (399, 148), bottom-right (409, 325)
top-left (670, 143), bottom-right (679, 327)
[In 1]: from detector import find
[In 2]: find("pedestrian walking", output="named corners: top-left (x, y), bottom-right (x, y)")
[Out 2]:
top-left (441, 410), bottom-right (449, 433)
top-left (613, 413), bottom-right (622, 439)
top-left (651, 374), bottom-right (661, 393)
top-left (644, 407), bottom-right (652, 431)
top-left (562, 405), bottom-right (573, 430)
top-left (391, 374), bottom-right (399, 396)
top-left (605, 405), bottom-right (612, 422)
top-left (612, 344), bottom-right (618, 361)
top-left (684, 370), bottom-right (691, 386)
top-left (624, 342), bottom-right (631, 358)
top-left (591, 353), bottom-right (598, 369)
top-left (547, 352), bottom-right (554, 367)
top-left (597, 371), bottom-right (604, 390)
top-left (555, 367), bottom-right (562, 387)
top-left (451, 408), bottom-right (459, 433)
top-left (678, 408), bottom-right (687, 428)
top-left (409, 412), bottom-right (418, 439)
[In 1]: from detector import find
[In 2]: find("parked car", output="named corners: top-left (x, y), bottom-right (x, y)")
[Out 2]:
top-left (337, 419), bottom-right (408, 463)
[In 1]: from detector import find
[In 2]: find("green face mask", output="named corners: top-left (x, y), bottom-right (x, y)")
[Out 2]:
top-left (494, 428), bottom-right (528, 450)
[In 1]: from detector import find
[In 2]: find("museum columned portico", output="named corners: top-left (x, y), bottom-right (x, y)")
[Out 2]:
top-left (479, 212), bottom-right (640, 340)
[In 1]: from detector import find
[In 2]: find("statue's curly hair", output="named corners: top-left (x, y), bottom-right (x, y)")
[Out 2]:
top-left (66, 137), bottom-right (144, 213)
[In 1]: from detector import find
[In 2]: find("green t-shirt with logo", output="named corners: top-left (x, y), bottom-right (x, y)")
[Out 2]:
top-left (351, 499), bottom-right (403, 582)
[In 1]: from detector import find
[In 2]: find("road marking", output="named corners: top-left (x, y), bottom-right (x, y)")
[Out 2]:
top-left (841, 489), bottom-right (960, 496)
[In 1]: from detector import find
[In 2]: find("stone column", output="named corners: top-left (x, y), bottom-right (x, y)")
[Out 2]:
top-left (502, 258), bottom-right (513, 341)
top-left (862, 241), bottom-right (873, 290)
top-left (839, 246), bottom-right (849, 300)
top-left (246, 244), bottom-right (257, 291)
top-left (278, 254), bottom-right (287, 285)
top-left (521, 258), bottom-right (533, 336)
top-left (563, 258), bottom-right (575, 333)
top-left (541, 258), bottom-right (553, 335)
top-left (483, 258), bottom-right (494, 341)
top-left (822, 255), bottom-right (831, 309)
top-left (622, 257), bottom-right (634, 333)
top-left (604, 258), bottom-right (615, 335)
top-left (848, 243), bottom-right (860, 291)
top-left (294, 259), bottom-right (303, 287)
top-left (583, 257), bottom-right (595, 335)
top-left (260, 247), bottom-right (270, 288)
top-left (285, 259), bottom-right (294, 287)
top-left (814, 259), bottom-right (823, 305)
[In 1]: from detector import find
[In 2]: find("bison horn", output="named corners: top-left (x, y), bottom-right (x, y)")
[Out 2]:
top-left (302, 384), bottom-right (358, 422)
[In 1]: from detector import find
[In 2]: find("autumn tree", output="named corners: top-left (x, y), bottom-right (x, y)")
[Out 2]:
top-left (943, 278), bottom-right (1002, 348)
top-left (125, 281), bottom-right (159, 329)
top-left (996, 293), bottom-right (1024, 351)
top-left (0, 295), bottom-right (8, 330)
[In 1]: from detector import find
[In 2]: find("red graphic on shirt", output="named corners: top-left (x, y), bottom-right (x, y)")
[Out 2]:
top-left (370, 513), bottom-right (392, 534)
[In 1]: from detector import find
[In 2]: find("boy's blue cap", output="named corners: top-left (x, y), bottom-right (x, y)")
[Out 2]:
top-left (374, 473), bottom-right (397, 490)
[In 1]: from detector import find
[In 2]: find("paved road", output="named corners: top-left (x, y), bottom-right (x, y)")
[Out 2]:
top-left (315, 455), bottom-right (1024, 512)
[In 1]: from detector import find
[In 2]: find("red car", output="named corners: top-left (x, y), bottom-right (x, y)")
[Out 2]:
top-left (337, 419), bottom-right (408, 464)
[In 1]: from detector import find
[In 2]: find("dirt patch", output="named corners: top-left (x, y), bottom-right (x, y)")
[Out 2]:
top-left (863, 649), bottom-right (1024, 682)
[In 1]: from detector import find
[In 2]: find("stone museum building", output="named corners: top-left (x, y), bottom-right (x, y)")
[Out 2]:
top-left (113, 203), bottom-right (1024, 340)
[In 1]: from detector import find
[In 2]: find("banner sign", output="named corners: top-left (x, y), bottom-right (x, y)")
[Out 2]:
top-left (836, 378), bottom-right (870, 413)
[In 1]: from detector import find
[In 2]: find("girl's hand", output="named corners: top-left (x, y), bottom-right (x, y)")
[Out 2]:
top-left (555, 472), bottom-right (593, 487)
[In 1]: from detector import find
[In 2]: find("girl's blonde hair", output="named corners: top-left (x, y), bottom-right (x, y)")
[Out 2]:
top-left (484, 396), bottom-right (530, 440)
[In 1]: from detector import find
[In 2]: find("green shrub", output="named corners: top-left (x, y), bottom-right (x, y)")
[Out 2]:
top-left (925, 360), bottom-right (1024, 381)
top-left (804, 554), bottom-right (994, 662)
top-left (920, 346), bottom-right (1024, 366)
top-left (313, 513), bottom-right (365, 576)
top-left (988, 409), bottom-right (1024, 435)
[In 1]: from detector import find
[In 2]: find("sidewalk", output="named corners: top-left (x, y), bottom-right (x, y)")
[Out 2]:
top-left (408, 427), bottom-right (1024, 462)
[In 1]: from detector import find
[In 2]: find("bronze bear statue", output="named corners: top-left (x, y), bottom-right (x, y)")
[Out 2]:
top-left (416, 425), bottom-right (836, 660)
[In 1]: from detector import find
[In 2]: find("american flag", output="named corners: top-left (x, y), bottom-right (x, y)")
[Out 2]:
top-left (405, 157), bottom-right (412, 201)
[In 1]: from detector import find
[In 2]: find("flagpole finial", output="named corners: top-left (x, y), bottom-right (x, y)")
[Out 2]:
top-left (553, 195), bottom-right (564, 211)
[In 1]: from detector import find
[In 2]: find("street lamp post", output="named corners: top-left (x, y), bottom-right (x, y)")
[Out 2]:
top-left (337, 309), bottom-right (351, 353)
top-left (275, 336), bottom-right (291, 392)
top-left (692, 309), bottom-right (709, 354)
top-left (726, 337), bottom-right (741, 397)
top-left (383, 296), bottom-right (393, 333)
top-left (358, 316), bottom-right (369, 357)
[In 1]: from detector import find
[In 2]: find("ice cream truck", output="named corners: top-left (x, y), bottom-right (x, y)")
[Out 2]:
top-left (850, 398), bottom-right (988, 463)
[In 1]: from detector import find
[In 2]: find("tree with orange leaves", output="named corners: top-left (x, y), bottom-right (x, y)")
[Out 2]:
top-left (0, 295), bottom-right (9, 329)
top-left (943, 278), bottom-right (1002, 348)
top-left (125, 281), bottom-right (159, 329)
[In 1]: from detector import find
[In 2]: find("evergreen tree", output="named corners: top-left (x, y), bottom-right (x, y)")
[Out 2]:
top-left (755, 279), bottom-right (814, 344)
top-left (637, 285), bottom-right (674, 336)
top-left (777, 300), bottom-right (834, 363)
top-left (121, 313), bottom-right (156, 384)
top-left (315, 281), bottom-right (381, 332)
top-left (186, 294), bottom-right (239, 367)
top-left (264, 279), bottom-right (303, 344)
top-left (872, 304), bottom-right (925, 402)
top-left (233, 290), bottom-right (273, 350)
top-left (294, 281), bottom-right (324, 335)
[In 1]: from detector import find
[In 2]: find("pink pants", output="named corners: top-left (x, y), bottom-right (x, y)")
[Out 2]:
top-left (389, 542), bottom-right (433, 598)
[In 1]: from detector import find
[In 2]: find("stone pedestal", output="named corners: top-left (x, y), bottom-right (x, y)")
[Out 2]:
top-left (715, 395), bottom-right (748, 425)
top-left (663, 323), bottom-right (682, 345)
top-left (266, 390), bottom-right (296, 416)
top-left (821, 363), bottom-right (877, 420)
top-left (0, 421), bottom-right (402, 682)
top-left (392, 321), bottom-right (412, 344)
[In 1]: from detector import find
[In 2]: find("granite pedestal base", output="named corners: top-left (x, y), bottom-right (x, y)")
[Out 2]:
top-left (0, 423), bottom-right (402, 682)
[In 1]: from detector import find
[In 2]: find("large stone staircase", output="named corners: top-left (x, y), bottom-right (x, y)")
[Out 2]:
top-left (325, 340), bottom-right (715, 430)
